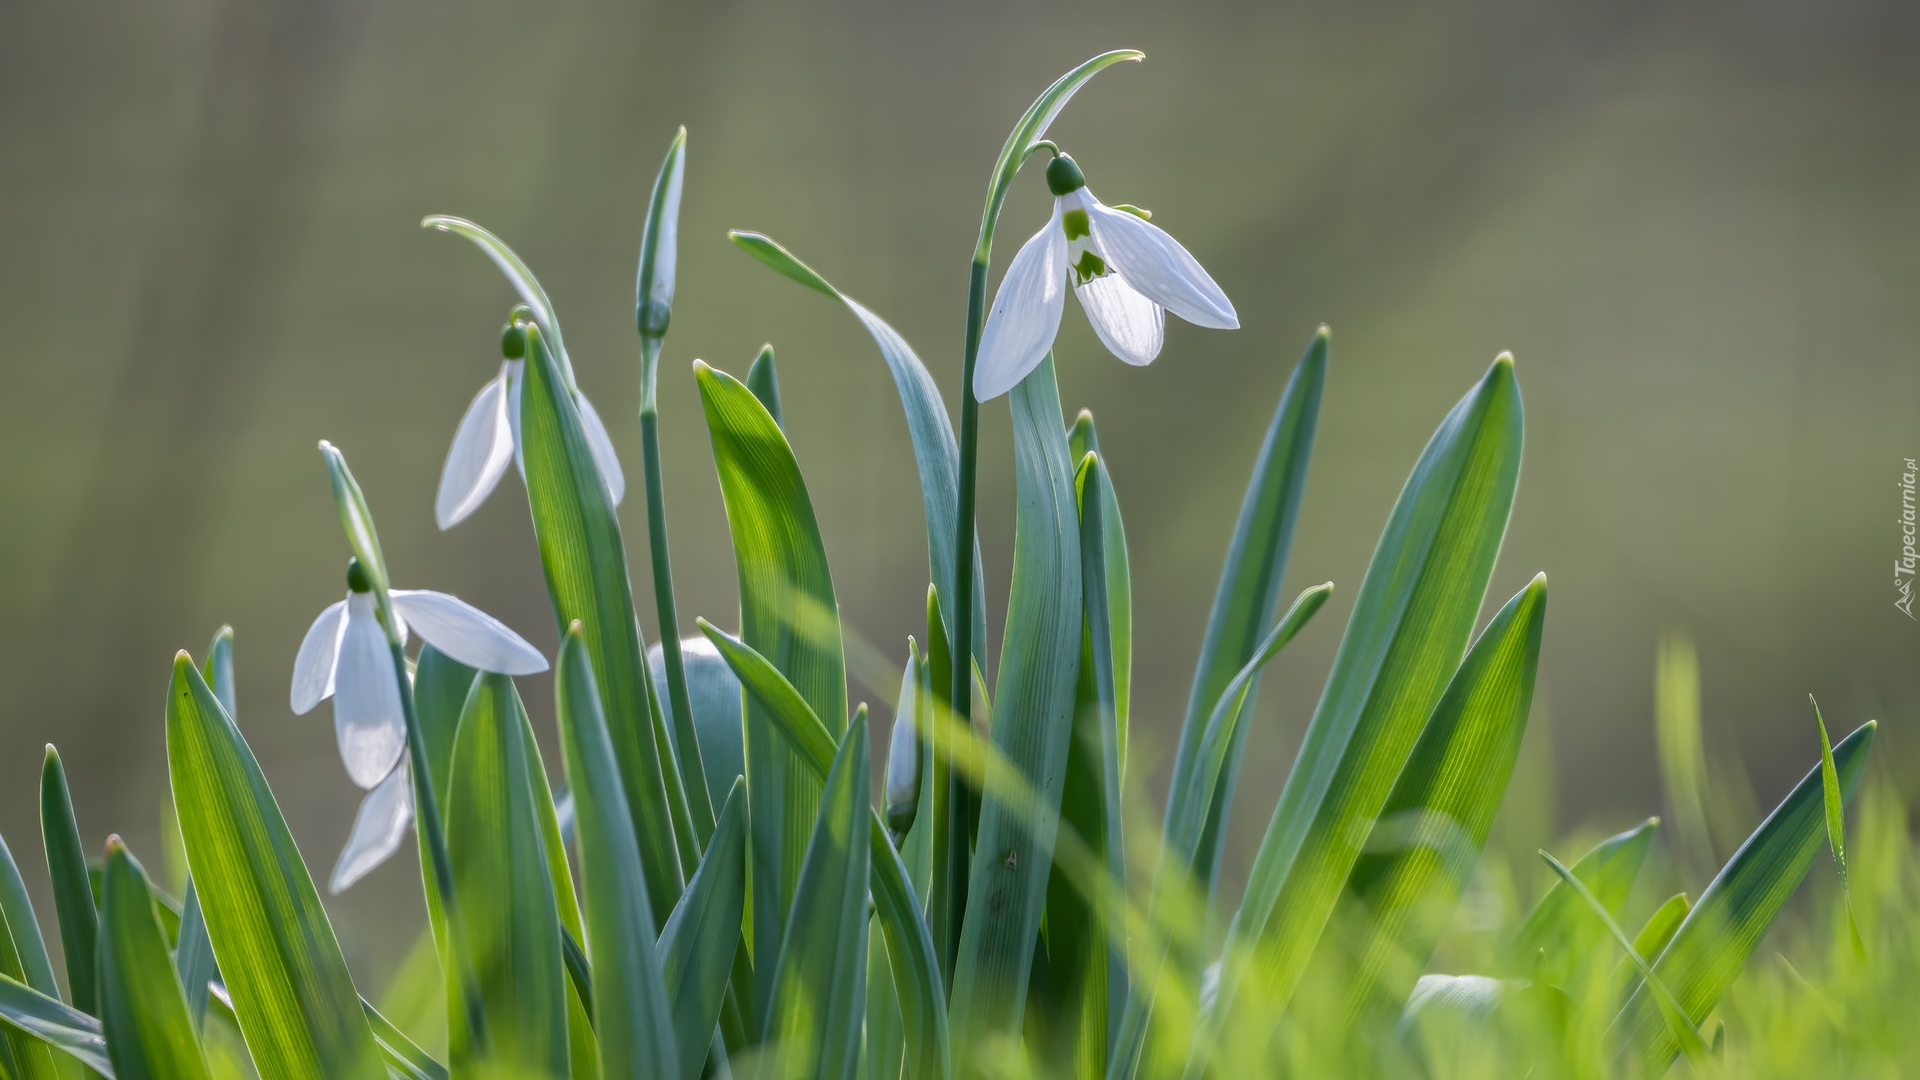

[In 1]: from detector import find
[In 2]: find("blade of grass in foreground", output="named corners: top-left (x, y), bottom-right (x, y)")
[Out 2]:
top-left (1198, 354), bottom-right (1522, 1075)
top-left (176, 631), bottom-right (236, 1034)
top-left (41, 748), bottom-right (96, 1017)
top-left (98, 840), bottom-right (212, 1080)
top-left (1510, 818), bottom-right (1658, 984)
top-left (695, 360), bottom-right (847, 1019)
top-left (0, 976), bottom-right (110, 1075)
top-left (0, 836), bottom-right (61, 1080)
top-left (763, 709), bottom-right (871, 1080)
top-left (1617, 718), bottom-right (1875, 1072)
top-left (660, 779), bottom-right (747, 1080)
top-left (444, 673), bottom-right (569, 1078)
top-left (697, 619), bottom-right (950, 1080)
top-left (555, 625), bottom-right (680, 1080)
top-left (1811, 697), bottom-right (1866, 955)
top-left (165, 653), bottom-right (385, 1080)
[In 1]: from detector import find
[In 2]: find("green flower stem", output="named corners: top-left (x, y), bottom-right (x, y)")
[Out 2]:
top-left (944, 256), bottom-right (989, 987)
top-left (640, 384), bottom-right (717, 846)
top-left (386, 637), bottom-right (489, 1055)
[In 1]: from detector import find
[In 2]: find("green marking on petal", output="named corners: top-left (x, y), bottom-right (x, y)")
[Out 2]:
top-left (1072, 250), bottom-right (1107, 285)
top-left (1061, 209), bottom-right (1091, 241)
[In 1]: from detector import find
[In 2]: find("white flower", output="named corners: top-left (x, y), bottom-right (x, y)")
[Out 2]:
top-left (290, 562), bottom-right (547, 891)
top-left (436, 312), bottom-right (625, 529)
top-left (973, 153), bottom-right (1238, 401)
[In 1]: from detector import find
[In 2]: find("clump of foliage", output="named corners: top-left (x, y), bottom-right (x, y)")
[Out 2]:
top-left (0, 50), bottom-right (1906, 1080)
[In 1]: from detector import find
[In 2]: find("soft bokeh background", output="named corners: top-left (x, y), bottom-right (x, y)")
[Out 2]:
top-left (3, 0), bottom-right (1916, 983)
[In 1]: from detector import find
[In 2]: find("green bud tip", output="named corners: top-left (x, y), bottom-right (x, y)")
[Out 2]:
top-left (501, 320), bottom-right (527, 359)
top-left (345, 556), bottom-right (372, 594)
top-left (1045, 153), bottom-right (1086, 197)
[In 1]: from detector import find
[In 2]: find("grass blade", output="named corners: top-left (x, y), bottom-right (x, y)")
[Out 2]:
top-left (444, 673), bottom-right (570, 1078)
top-left (1617, 719), bottom-right (1875, 1072)
top-left (98, 840), bottom-right (211, 1080)
top-left (950, 356), bottom-right (1084, 1060)
top-left (520, 322), bottom-right (689, 923)
top-left (1810, 696), bottom-right (1866, 955)
top-left (1655, 633), bottom-right (1714, 872)
top-left (165, 653), bottom-right (384, 1079)
top-left (0, 975), bottom-right (111, 1075)
top-left (0, 835), bottom-right (62, 1080)
top-left (1509, 818), bottom-right (1658, 984)
top-left (694, 359), bottom-right (848, 1017)
top-left (1632, 894), bottom-right (1690, 962)
top-left (1177, 329), bottom-right (1326, 893)
top-left (1067, 415), bottom-right (1131, 772)
top-left (746, 345), bottom-right (783, 424)
top-left (1202, 354), bottom-right (1522, 1071)
top-left (41, 748), bottom-right (96, 1016)
top-left (763, 709), bottom-right (871, 1079)
top-left (697, 619), bottom-right (950, 1080)
top-left (555, 624), bottom-right (680, 1080)
top-left (660, 779), bottom-right (747, 1080)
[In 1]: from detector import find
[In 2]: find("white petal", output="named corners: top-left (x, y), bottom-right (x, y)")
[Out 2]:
top-left (436, 367), bottom-right (517, 529)
top-left (973, 210), bottom-right (1068, 401)
top-left (576, 391), bottom-right (626, 506)
top-left (1074, 272), bottom-right (1165, 366)
top-left (290, 599), bottom-right (348, 714)
top-left (329, 761), bottom-right (414, 894)
top-left (1083, 195), bottom-right (1238, 330)
top-left (333, 594), bottom-right (408, 789)
top-left (391, 590), bottom-right (548, 675)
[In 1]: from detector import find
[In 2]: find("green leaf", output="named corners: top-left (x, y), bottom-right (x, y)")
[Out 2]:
top-left (696, 620), bottom-right (949, 1080)
top-left (1810, 696), bottom-right (1865, 955)
top-left (1655, 633), bottom-right (1714, 871)
top-left (694, 360), bottom-right (847, 1017)
top-left (361, 999), bottom-right (447, 1080)
top-left (1066, 415), bottom-right (1131, 771)
top-left (164, 653), bottom-right (384, 1080)
top-left (746, 345), bottom-right (783, 425)
top-left (413, 646), bottom-right (477, 801)
top-left (41, 748), bottom-right (96, 1017)
top-left (1618, 719), bottom-right (1876, 1072)
top-left (950, 355), bottom-right (1084, 1055)
top-left (660, 779), bottom-right (747, 1080)
top-left (763, 709), bottom-right (871, 1080)
top-left (176, 632), bottom-right (237, 1036)
top-left (444, 673), bottom-right (570, 1078)
top-left (0, 975), bottom-right (110, 1075)
top-left (1328, 574), bottom-right (1548, 1023)
top-left (422, 216), bottom-right (579, 390)
top-left (555, 625), bottom-right (680, 1080)
top-left (519, 321), bottom-right (688, 926)
top-left (1632, 894), bottom-right (1691, 963)
top-left (1539, 851), bottom-right (1707, 1065)
top-left (98, 841), bottom-right (211, 1080)
top-left (1176, 329), bottom-right (1325, 893)
top-left (1203, 354), bottom-right (1522, 1069)
top-left (1509, 818), bottom-right (1657, 983)
top-left (724, 233), bottom-right (986, 666)
top-left (0, 835), bottom-right (62, 1080)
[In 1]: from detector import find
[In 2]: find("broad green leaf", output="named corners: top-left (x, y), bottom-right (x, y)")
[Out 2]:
top-left (0, 975), bottom-right (110, 1075)
top-left (1618, 719), bottom-right (1875, 1072)
top-left (725, 233), bottom-right (986, 667)
top-left (694, 360), bottom-right (847, 1017)
top-left (660, 779), bottom-right (747, 1080)
top-left (0, 835), bottom-right (62, 1080)
top-left (178, 630), bottom-right (237, 1035)
top-left (555, 625), bottom-right (680, 1080)
top-left (41, 747), bottom-right (96, 1016)
top-left (697, 620), bottom-right (949, 1080)
top-left (1540, 851), bottom-right (1707, 1065)
top-left (413, 646), bottom-right (477, 800)
top-left (1509, 817), bottom-right (1658, 983)
top-left (746, 345), bottom-right (783, 425)
top-left (764, 709), bottom-right (871, 1080)
top-left (444, 673), bottom-right (569, 1078)
top-left (1066, 414), bottom-right (1131, 769)
top-left (519, 322), bottom-right (687, 925)
top-left (98, 841), bottom-right (211, 1080)
top-left (1324, 574), bottom-right (1548, 1024)
top-left (950, 356), bottom-right (1083, 1055)
top-left (1202, 354), bottom-right (1522, 1071)
top-left (650, 637), bottom-right (746, 821)
top-left (1177, 329), bottom-right (1326, 892)
top-left (1632, 894), bottom-right (1690, 963)
top-left (361, 1000), bottom-right (447, 1080)
top-left (1109, 582), bottom-right (1330, 1080)
top-left (164, 653), bottom-right (384, 1079)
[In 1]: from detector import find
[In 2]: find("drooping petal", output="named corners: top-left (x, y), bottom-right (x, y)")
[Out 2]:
top-left (329, 760), bottom-right (414, 894)
top-left (290, 599), bottom-right (349, 714)
top-left (974, 209), bottom-right (1068, 401)
top-left (390, 589), bottom-right (548, 675)
top-left (333, 594), bottom-right (408, 789)
top-left (1083, 194), bottom-right (1238, 329)
top-left (435, 366), bottom-right (517, 529)
top-left (1074, 271), bottom-right (1165, 365)
top-left (575, 390), bottom-right (626, 505)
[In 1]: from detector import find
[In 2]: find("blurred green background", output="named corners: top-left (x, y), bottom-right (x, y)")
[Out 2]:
top-left (3, 0), bottom-right (1916, 982)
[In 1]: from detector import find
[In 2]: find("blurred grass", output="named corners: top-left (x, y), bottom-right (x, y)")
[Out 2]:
top-left (0, 0), bottom-right (1916, 989)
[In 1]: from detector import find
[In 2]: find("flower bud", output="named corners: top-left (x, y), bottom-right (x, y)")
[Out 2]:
top-left (884, 713), bottom-right (920, 839)
top-left (1045, 153), bottom-right (1087, 197)
top-left (500, 320), bottom-right (527, 360)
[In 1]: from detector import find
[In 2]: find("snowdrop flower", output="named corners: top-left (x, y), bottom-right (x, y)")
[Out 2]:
top-left (973, 153), bottom-right (1238, 401)
top-left (436, 307), bottom-right (626, 529)
top-left (290, 557), bottom-right (547, 891)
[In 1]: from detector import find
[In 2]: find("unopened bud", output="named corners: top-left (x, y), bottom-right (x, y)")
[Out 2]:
top-left (345, 556), bottom-right (372, 594)
top-left (884, 713), bottom-right (921, 839)
top-left (1045, 153), bottom-right (1087, 197)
